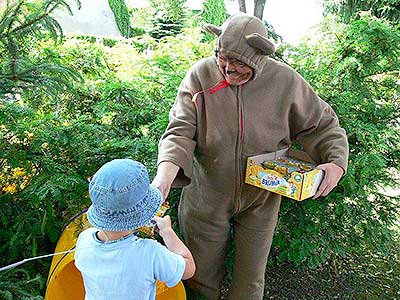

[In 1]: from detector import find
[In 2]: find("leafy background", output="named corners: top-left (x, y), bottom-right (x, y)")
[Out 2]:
top-left (0, 0), bottom-right (399, 299)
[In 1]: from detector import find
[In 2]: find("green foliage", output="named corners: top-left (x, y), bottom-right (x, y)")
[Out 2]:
top-left (148, 0), bottom-right (187, 39)
top-left (323, 0), bottom-right (400, 24)
top-left (1, 2), bottom-right (398, 298)
top-left (0, 268), bottom-right (44, 300)
top-left (129, 7), bottom-right (153, 34)
top-left (0, 0), bottom-right (82, 98)
top-left (272, 15), bottom-right (400, 270)
top-left (130, 26), bottom-right (146, 37)
top-left (108, 0), bottom-right (132, 38)
top-left (200, 0), bottom-right (228, 42)
top-left (0, 26), bottom-right (211, 285)
top-left (263, 20), bottom-right (283, 43)
top-left (103, 37), bottom-right (117, 47)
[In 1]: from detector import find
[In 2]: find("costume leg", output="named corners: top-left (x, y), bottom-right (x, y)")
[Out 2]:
top-left (179, 188), bottom-right (232, 300)
top-left (227, 189), bottom-right (281, 300)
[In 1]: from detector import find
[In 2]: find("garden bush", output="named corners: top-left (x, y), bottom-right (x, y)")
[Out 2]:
top-left (1, 24), bottom-right (212, 272)
top-left (272, 14), bottom-right (400, 267)
top-left (0, 1), bottom-right (398, 299)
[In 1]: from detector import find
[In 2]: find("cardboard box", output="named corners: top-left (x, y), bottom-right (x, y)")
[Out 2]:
top-left (245, 148), bottom-right (324, 201)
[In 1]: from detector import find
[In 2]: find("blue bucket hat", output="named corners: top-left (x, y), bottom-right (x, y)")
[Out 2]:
top-left (87, 159), bottom-right (163, 231)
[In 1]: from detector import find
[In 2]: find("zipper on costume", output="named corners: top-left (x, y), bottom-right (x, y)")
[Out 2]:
top-left (234, 86), bottom-right (243, 214)
top-left (238, 86), bottom-right (244, 206)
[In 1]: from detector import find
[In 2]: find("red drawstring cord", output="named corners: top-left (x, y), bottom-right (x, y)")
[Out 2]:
top-left (192, 80), bottom-right (230, 103)
top-left (209, 80), bottom-right (229, 94)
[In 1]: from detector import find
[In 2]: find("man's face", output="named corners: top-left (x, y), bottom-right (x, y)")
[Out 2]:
top-left (216, 52), bottom-right (254, 86)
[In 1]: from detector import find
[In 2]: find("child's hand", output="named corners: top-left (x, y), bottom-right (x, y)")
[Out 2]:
top-left (152, 216), bottom-right (172, 237)
top-left (153, 215), bottom-right (196, 280)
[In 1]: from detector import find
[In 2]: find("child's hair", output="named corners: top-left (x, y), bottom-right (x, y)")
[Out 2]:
top-left (86, 159), bottom-right (163, 231)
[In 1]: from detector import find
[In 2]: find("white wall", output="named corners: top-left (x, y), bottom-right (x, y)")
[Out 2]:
top-left (52, 0), bottom-right (122, 38)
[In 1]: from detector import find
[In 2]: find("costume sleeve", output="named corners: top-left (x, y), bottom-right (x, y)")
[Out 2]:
top-left (289, 72), bottom-right (349, 172)
top-left (157, 70), bottom-right (198, 187)
top-left (152, 242), bottom-right (185, 287)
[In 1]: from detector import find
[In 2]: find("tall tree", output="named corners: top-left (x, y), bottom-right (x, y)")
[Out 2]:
top-left (108, 0), bottom-right (132, 37)
top-left (254, 0), bottom-right (267, 20)
top-left (149, 0), bottom-right (186, 39)
top-left (238, 0), bottom-right (247, 13)
top-left (323, 0), bottom-right (400, 24)
top-left (237, 0), bottom-right (267, 20)
top-left (234, 0), bottom-right (281, 42)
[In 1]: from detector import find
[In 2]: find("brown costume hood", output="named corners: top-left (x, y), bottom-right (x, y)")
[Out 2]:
top-left (204, 13), bottom-right (275, 79)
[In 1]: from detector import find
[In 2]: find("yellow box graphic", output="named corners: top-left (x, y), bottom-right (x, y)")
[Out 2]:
top-left (245, 148), bottom-right (324, 201)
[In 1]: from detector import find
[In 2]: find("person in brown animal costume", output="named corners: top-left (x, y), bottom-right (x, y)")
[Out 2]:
top-left (152, 13), bottom-right (349, 300)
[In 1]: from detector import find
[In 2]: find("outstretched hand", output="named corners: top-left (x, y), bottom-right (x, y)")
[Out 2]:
top-left (313, 163), bottom-right (344, 199)
top-left (151, 161), bottom-right (180, 201)
top-left (152, 174), bottom-right (172, 201)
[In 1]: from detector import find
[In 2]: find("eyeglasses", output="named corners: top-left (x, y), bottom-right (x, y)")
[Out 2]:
top-left (215, 52), bottom-right (247, 68)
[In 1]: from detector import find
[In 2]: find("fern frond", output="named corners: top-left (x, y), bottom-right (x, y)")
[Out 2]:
top-left (0, 0), bottom-right (78, 43)
top-left (1, 62), bottom-right (82, 97)
top-left (45, 0), bottom-right (81, 15)
top-left (5, 0), bottom-right (25, 33)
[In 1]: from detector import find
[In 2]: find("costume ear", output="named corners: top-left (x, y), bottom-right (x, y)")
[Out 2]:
top-left (245, 33), bottom-right (275, 55)
top-left (203, 24), bottom-right (222, 36)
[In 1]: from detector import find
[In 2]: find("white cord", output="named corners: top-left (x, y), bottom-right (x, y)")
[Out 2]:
top-left (0, 249), bottom-right (75, 272)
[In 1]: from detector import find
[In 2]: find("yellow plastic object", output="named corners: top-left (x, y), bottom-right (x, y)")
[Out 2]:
top-left (45, 211), bottom-right (186, 300)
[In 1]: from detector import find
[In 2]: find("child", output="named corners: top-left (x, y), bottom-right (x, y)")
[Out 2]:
top-left (74, 159), bottom-right (195, 300)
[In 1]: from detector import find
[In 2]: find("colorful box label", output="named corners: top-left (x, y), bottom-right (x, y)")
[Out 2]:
top-left (245, 149), bottom-right (324, 201)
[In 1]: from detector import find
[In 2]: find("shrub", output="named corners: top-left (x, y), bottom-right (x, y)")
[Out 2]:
top-left (272, 15), bottom-right (400, 268)
top-left (0, 26), bottom-right (211, 271)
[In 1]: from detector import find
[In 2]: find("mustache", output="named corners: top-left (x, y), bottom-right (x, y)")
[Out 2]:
top-left (226, 70), bottom-right (237, 75)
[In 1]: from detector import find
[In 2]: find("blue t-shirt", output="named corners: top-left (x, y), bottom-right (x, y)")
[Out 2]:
top-left (74, 228), bottom-right (185, 300)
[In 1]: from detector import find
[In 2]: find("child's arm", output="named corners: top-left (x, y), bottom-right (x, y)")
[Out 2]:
top-left (153, 216), bottom-right (196, 280)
